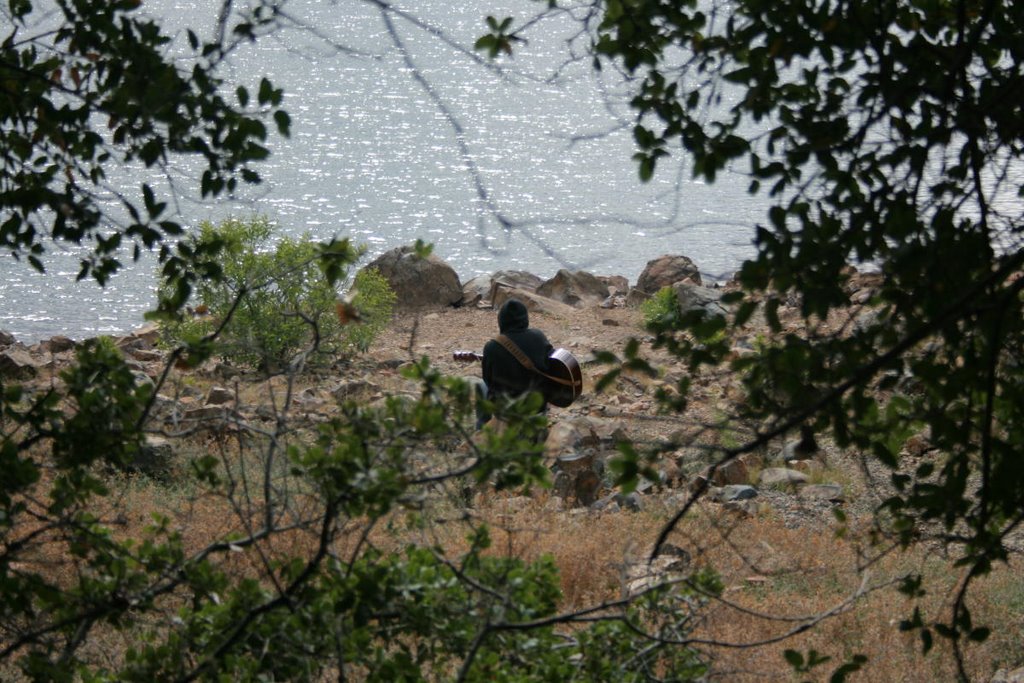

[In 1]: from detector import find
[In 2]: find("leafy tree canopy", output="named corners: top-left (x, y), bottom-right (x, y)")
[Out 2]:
top-left (0, 0), bottom-right (289, 286)
top-left (539, 0), bottom-right (1024, 670)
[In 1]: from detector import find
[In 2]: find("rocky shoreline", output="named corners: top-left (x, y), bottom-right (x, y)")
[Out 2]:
top-left (0, 246), bottom-right (885, 529)
top-left (7, 246), bottom-right (1022, 682)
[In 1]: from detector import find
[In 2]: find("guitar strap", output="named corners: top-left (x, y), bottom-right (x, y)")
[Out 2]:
top-left (495, 335), bottom-right (575, 387)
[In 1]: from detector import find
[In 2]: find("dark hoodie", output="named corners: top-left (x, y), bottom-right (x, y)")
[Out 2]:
top-left (481, 299), bottom-right (554, 402)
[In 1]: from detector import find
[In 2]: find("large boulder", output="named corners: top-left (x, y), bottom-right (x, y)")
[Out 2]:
top-left (0, 347), bottom-right (40, 380)
top-left (545, 416), bottom-right (626, 462)
top-left (597, 274), bottom-right (630, 295)
top-left (40, 336), bottom-right (76, 353)
top-left (361, 245), bottom-right (462, 310)
top-left (536, 269), bottom-right (610, 307)
top-left (488, 270), bottom-right (545, 305)
top-left (490, 287), bottom-right (576, 319)
top-left (636, 254), bottom-right (702, 293)
top-left (461, 275), bottom-right (492, 307)
top-left (671, 281), bottom-right (728, 319)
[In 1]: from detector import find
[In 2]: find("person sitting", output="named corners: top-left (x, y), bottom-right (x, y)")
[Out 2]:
top-left (476, 298), bottom-right (553, 428)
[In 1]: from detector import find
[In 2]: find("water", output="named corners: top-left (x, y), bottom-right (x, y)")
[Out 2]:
top-left (0, 0), bottom-right (766, 342)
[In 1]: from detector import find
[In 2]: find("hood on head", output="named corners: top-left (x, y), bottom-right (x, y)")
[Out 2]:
top-left (498, 298), bottom-right (529, 333)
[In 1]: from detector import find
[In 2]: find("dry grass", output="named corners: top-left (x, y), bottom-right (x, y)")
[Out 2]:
top-left (7, 303), bottom-right (1020, 681)
top-left (11, 423), bottom-right (1017, 682)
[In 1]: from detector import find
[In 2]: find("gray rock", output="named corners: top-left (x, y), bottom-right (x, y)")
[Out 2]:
top-left (490, 287), bottom-right (577, 318)
top-left (992, 667), bottom-right (1024, 683)
top-left (600, 295), bottom-right (625, 309)
top-left (0, 347), bottom-right (40, 379)
top-left (636, 254), bottom-right (702, 293)
top-left (124, 348), bottom-right (164, 363)
top-left (625, 288), bottom-right (652, 308)
top-left (708, 454), bottom-right (753, 486)
top-left (0, 330), bottom-right (16, 347)
top-left (127, 435), bottom-right (175, 479)
top-left (671, 281), bottom-right (728, 319)
top-left (360, 245), bottom-right (462, 310)
top-left (720, 484), bottom-right (759, 502)
top-left (545, 417), bottom-right (626, 460)
top-left (128, 323), bottom-right (162, 347)
top-left (41, 335), bottom-right (76, 353)
top-left (776, 425), bottom-right (820, 462)
top-left (536, 269), bottom-right (610, 307)
top-left (484, 270), bottom-right (546, 308)
top-left (597, 274), bottom-right (629, 295)
top-left (800, 484), bottom-right (844, 502)
top-left (614, 491), bottom-right (644, 512)
top-left (461, 274), bottom-right (492, 307)
top-left (759, 467), bottom-right (810, 486)
top-left (212, 362), bottom-right (242, 380)
top-left (131, 371), bottom-right (156, 389)
top-left (206, 386), bottom-right (235, 406)
top-left (488, 270), bottom-right (544, 296)
top-left (625, 550), bottom-right (690, 596)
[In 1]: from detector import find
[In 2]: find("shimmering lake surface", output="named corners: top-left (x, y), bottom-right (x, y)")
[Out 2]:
top-left (0, 0), bottom-right (767, 342)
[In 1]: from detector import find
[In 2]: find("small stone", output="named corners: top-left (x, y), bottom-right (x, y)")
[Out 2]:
top-left (991, 667), bottom-right (1024, 683)
top-left (789, 459), bottom-right (824, 476)
top-left (127, 435), bottom-right (175, 479)
top-left (800, 484), bottom-right (844, 501)
top-left (614, 491), bottom-right (643, 512)
top-left (206, 386), bottom-right (234, 406)
top-left (720, 484), bottom-right (758, 502)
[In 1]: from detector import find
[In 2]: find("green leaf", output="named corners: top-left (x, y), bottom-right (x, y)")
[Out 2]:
top-left (274, 110), bottom-right (291, 137)
top-left (595, 368), bottom-right (621, 393)
top-left (258, 77), bottom-right (274, 105)
top-left (968, 627), bottom-right (991, 642)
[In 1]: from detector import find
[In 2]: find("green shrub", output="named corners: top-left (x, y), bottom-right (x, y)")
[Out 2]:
top-left (343, 267), bottom-right (397, 353)
top-left (640, 285), bottom-right (680, 329)
top-left (159, 216), bottom-right (390, 371)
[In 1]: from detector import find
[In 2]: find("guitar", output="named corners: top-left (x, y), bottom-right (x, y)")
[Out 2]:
top-left (453, 348), bottom-right (583, 408)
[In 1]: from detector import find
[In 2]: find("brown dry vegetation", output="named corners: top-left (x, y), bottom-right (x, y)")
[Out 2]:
top-left (9, 300), bottom-right (1022, 681)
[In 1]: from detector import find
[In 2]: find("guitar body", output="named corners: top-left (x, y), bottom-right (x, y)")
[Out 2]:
top-left (542, 348), bottom-right (583, 408)
top-left (453, 348), bottom-right (583, 408)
